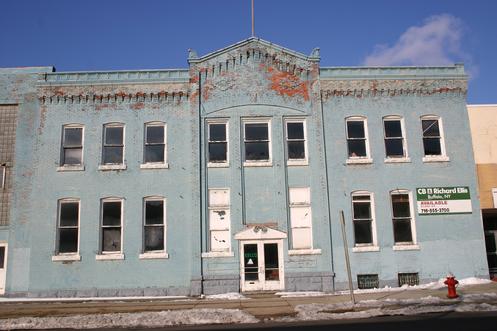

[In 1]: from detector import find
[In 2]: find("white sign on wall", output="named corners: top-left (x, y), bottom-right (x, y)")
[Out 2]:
top-left (416, 186), bottom-right (472, 215)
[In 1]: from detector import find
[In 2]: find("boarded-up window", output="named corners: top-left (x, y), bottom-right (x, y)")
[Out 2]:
top-left (208, 189), bottom-right (230, 252)
top-left (57, 199), bottom-right (79, 254)
top-left (101, 199), bottom-right (122, 252)
top-left (144, 198), bottom-right (165, 252)
top-left (289, 187), bottom-right (312, 249)
top-left (144, 123), bottom-right (166, 163)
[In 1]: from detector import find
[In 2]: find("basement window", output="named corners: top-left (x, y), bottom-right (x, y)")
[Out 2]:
top-left (357, 274), bottom-right (379, 289)
top-left (398, 273), bottom-right (419, 287)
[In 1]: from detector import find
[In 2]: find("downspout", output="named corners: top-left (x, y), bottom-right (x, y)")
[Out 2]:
top-left (320, 89), bottom-right (336, 290)
top-left (198, 70), bottom-right (204, 296)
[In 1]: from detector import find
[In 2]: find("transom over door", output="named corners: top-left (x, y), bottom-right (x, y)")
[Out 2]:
top-left (240, 240), bottom-right (284, 292)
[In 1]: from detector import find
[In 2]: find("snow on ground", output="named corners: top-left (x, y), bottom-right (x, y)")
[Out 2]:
top-left (275, 291), bottom-right (326, 298)
top-left (205, 292), bottom-right (248, 300)
top-left (0, 295), bottom-right (188, 303)
top-left (273, 293), bottom-right (497, 322)
top-left (0, 309), bottom-right (259, 330)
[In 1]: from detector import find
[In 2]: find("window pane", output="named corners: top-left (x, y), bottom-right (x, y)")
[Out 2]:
top-left (102, 201), bottom-right (121, 226)
top-left (264, 243), bottom-right (279, 281)
top-left (64, 128), bottom-right (82, 146)
top-left (485, 234), bottom-right (496, 253)
top-left (105, 126), bottom-right (123, 145)
top-left (60, 202), bottom-right (79, 227)
top-left (393, 219), bottom-right (413, 243)
top-left (422, 120), bottom-right (440, 137)
top-left (102, 228), bottom-right (121, 251)
top-left (354, 220), bottom-right (373, 244)
top-left (63, 148), bottom-right (82, 165)
top-left (144, 226), bottom-right (164, 251)
top-left (103, 146), bottom-right (123, 164)
top-left (384, 120), bottom-right (402, 138)
top-left (209, 124), bottom-right (226, 141)
top-left (488, 254), bottom-right (497, 269)
top-left (0, 247), bottom-right (5, 269)
top-left (144, 145), bottom-right (164, 163)
top-left (353, 195), bottom-right (370, 201)
top-left (209, 142), bottom-right (227, 162)
top-left (348, 140), bottom-right (366, 157)
top-left (59, 228), bottom-right (78, 253)
top-left (423, 138), bottom-right (442, 155)
top-left (245, 142), bottom-right (269, 160)
top-left (287, 122), bottom-right (304, 139)
top-left (288, 141), bottom-right (305, 159)
top-left (353, 201), bottom-right (371, 219)
top-left (245, 123), bottom-right (268, 140)
top-left (244, 244), bottom-right (259, 281)
top-left (347, 121), bottom-right (365, 138)
top-left (146, 126), bottom-right (164, 144)
top-left (392, 194), bottom-right (410, 217)
top-left (145, 200), bottom-right (164, 225)
top-left (385, 139), bottom-right (404, 157)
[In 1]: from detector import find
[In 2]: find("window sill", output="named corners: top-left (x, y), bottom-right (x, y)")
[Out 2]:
top-left (140, 163), bottom-right (169, 169)
top-left (288, 248), bottom-right (322, 256)
top-left (52, 254), bottom-right (81, 262)
top-left (98, 164), bottom-right (127, 171)
top-left (139, 252), bottom-right (169, 259)
top-left (384, 157), bottom-right (411, 164)
top-left (352, 246), bottom-right (380, 253)
top-left (95, 253), bottom-right (124, 260)
top-left (393, 244), bottom-right (420, 251)
top-left (287, 160), bottom-right (309, 167)
top-left (243, 161), bottom-right (272, 167)
top-left (422, 156), bottom-right (450, 163)
top-left (346, 158), bottom-right (373, 165)
top-left (56, 165), bottom-right (85, 172)
top-left (207, 162), bottom-right (230, 168)
top-left (202, 251), bottom-right (234, 258)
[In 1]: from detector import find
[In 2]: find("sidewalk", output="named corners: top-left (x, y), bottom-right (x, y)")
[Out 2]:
top-left (0, 281), bottom-right (496, 328)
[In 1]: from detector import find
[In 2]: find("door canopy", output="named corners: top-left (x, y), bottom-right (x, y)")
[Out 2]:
top-left (235, 226), bottom-right (287, 240)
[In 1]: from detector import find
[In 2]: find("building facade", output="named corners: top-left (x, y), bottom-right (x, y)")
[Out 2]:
top-left (468, 104), bottom-right (497, 279)
top-left (0, 38), bottom-right (489, 297)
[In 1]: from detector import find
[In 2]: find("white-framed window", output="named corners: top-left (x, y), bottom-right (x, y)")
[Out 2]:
top-left (289, 187), bottom-right (313, 250)
top-left (243, 119), bottom-right (272, 166)
top-left (143, 122), bottom-right (166, 165)
top-left (390, 190), bottom-right (418, 248)
top-left (421, 115), bottom-right (448, 162)
top-left (285, 119), bottom-right (308, 165)
top-left (102, 123), bottom-right (125, 165)
top-left (207, 120), bottom-right (229, 166)
top-left (493, 188), bottom-right (497, 209)
top-left (0, 165), bottom-right (5, 189)
top-left (99, 198), bottom-right (123, 256)
top-left (61, 125), bottom-right (84, 166)
top-left (208, 188), bottom-right (231, 253)
top-left (55, 199), bottom-right (80, 255)
top-left (142, 197), bottom-right (166, 254)
top-left (351, 191), bottom-right (378, 251)
top-left (383, 116), bottom-right (409, 161)
top-left (346, 117), bottom-right (372, 164)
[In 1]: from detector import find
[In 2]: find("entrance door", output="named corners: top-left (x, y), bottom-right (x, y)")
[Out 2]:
top-left (0, 244), bottom-right (7, 295)
top-left (241, 240), bottom-right (284, 292)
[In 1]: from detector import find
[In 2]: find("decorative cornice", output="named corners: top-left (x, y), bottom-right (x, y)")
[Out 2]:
top-left (38, 69), bottom-right (189, 86)
top-left (320, 78), bottom-right (467, 99)
top-left (39, 90), bottom-right (189, 105)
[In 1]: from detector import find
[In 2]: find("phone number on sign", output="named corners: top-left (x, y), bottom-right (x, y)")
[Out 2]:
top-left (420, 208), bottom-right (450, 214)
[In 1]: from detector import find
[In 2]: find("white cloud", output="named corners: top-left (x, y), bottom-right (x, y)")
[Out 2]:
top-left (363, 14), bottom-right (474, 72)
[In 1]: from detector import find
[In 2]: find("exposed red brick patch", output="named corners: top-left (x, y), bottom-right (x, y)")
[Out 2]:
top-left (266, 66), bottom-right (309, 101)
top-left (130, 102), bottom-right (145, 110)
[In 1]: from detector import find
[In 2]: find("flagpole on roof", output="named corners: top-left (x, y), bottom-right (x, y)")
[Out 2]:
top-left (251, 0), bottom-right (255, 37)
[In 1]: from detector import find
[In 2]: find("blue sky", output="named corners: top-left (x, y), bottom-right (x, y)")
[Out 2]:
top-left (1, 0), bottom-right (495, 103)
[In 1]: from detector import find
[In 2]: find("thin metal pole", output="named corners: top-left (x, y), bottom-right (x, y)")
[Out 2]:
top-left (251, 0), bottom-right (255, 37)
top-left (340, 210), bottom-right (355, 305)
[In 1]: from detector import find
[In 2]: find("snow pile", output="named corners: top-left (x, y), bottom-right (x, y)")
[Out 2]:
top-left (205, 292), bottom-right (247, 300)
top-left (275, 294), bottom-right (497, 322)
top-left (0, 309), bottom-right (259, 330)
top-left (276, 291), bottom-right (326, 298)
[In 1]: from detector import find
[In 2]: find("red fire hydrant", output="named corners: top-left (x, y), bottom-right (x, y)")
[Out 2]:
top-left (444, 274), bottom-right (459, 299)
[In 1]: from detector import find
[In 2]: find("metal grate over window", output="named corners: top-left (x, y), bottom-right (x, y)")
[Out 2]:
top-left (398, 273), bottom-right (419, 287)
top-left (357, 274), bottom-right (379, 289)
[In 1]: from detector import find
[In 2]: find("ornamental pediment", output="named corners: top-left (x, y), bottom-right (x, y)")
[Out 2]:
top-left (234, 225), bottom-right (287, 240)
